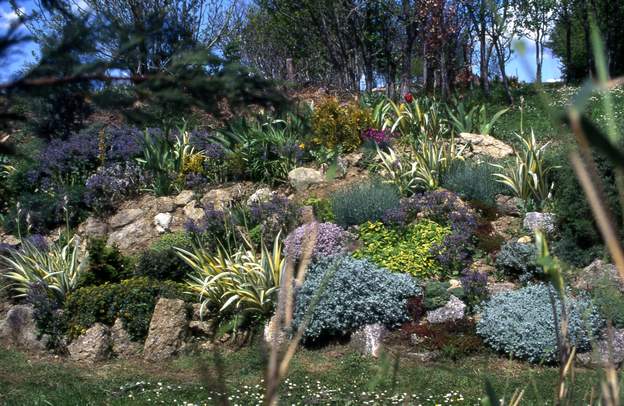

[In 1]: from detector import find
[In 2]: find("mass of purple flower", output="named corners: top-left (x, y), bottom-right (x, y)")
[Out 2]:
top-left (284, 222), bottom-right (350, 262)
top-left (23, 234), bottom-right (49, 252)
top-left (460, 269), bottom-right (488, 305)
top-left (361, 128), bottom-right (394, 148)
top-left (383, 190), bottom-right (478, 273)
top-left (84, 162), bottom-right (149, 215)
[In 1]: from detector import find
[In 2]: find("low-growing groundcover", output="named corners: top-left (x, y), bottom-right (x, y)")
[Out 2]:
top-left (477, 284), bottom-right (604, 363)
top-left (0, 346), bottom-right (611, 405)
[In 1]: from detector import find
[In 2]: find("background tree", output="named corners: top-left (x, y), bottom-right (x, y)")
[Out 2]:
top-left (515, 0), bottom-right (556, 84)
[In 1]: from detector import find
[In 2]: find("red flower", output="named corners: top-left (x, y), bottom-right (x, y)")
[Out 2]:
top-left (404, 92), bottom-right (414, 103)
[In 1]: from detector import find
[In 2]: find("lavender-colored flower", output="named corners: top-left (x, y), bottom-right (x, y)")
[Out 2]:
top-left (184, 203), bottom-right (228, 240)
top-left (284, 222), bottom-right (350, 262)
top-left (460, 269), bottom-right (489, 305)
top-left (84, 162), bottom-right (148, 215)
top-left (23, 234), bottom-right (49, 252)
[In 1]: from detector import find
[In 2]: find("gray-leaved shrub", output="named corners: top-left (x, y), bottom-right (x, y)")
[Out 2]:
top-left (495, 241), bottom-right (541, 283)
top-left (330, 181), bottom-right (400, 227)
top-left (293, 255), bottom-right (420, 341)
top-left (476, 284), bottom-right (603, 363)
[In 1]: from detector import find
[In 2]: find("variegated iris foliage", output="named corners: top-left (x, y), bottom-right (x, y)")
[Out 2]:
top-left (375, 98), bottom-right (448, 140)
top-left (0, 237), bottom-right (87, 301)
top-left (177, 236), bottom-right (285, 319)
top-left (492, 130), bottom-right (559, 209)
top-left (377, 136), bottom-right (465, 195)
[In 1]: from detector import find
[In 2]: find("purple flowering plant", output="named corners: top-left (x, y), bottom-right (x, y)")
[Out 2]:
top-left (284, 222), bottom-right (351, 262)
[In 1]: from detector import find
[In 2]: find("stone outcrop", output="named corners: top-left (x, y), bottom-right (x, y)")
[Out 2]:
top-left (574, 259), bottom-right (624, 293)
top-left (0, 304), bottom-right (47, 351)
top-left (143, 298), bottom-right (187, 361)
top-left (458, 133), bottom-right (514, 159)
top-left (111, 319), bottom-right (142, 358)
top-left (68, 323), bottom-right (111, 362)
top-left (523, 212), bottom-right (557, 235)
top-left (426, 296), bottom-right (466, 324)
top-left (577, 329), bottom-right (624, 367)
top-left (288, 167), bottom-right (324, 191)
top-left (350, 324), bottom-right (388, 358)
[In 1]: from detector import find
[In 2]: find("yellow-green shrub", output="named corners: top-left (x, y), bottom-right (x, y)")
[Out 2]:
top-left (312, 98), bottom-right (372, 152)
top-left (354, 220), bottom-right (450, 278)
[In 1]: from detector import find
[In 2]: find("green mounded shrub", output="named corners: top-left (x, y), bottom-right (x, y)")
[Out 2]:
top-left (312, 98), bottom-right (373, 153)
top-left (293, 255), bottom-right (421, 341)
top-left (150, 231), bottom-right (194, 252)
top-left (331, 181), bottom-right (400, 227)
top-left (423, 281), bottom-right (464, 310)
top-left (354, 220), bottom-right (450, 278)
top-left (591, 278), bottom-right (624, 328)
top-left (302, 197), bottom-right (335, 223)
top-left (495, 241), bottom-right (541, 283)
top-left (442, 160), bottom-right (507, 206)
top-left (549, 147), bottom-right (622, 267)
top-left (135, 248), bottom-right (192, 282)
top-left (476, 284), bottom-right (603, 363)
top-left (78, 238), bottom-right (131, 287)
top-left (64, 277), bottom-right (185, 341)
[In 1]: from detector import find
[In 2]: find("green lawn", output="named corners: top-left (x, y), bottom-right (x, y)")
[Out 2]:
top-left (0, 344), bottom-right (617, 405)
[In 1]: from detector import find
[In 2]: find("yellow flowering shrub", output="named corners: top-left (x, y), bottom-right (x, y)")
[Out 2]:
top-left (312, 98), bottom-right (373, 152)
top-left (183, 153), bottom-right (205, 174)
top-left (354, 219), bottom-right (450, 278)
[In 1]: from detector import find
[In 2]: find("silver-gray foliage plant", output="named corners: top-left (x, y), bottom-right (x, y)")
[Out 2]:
top-left (476, 283), bottom-right (604, 363)
top-left (293, 255), bottom-right (421, 341)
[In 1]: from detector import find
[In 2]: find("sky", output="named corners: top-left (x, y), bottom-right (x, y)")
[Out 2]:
top-left (1, 1), bottom-right (562, 84)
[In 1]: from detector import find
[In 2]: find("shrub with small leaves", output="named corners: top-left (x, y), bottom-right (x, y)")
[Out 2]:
top-left (302, 197), bottom-right (335, 222)
top-left (476, 284), bottom-right (603, 363)
top-left (135, 248), bottom-right (192, 282)
top-left (331, 181), bottom-right (400, 227)
top-left (423, 281), bottom-right (464, 310)
top-left (591, 277), bottom-right (624, 328)
top-left (312, 98), bottom-right (373, 152)
top-left (354, 220), bottom-right (450, 278)
top-left (78, 238), bottom-right (131, 287)
top-left (495, 241), bottom-right (541, 283)
top-left (293, 255), bottom-right (421, 341)
top-left (64, 277), bottom-right (185, 341)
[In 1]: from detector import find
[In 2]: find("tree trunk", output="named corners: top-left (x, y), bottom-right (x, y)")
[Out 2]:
top-left (479, 24), bottom-right (489, 95)
top-left (535, 35), bottom-right (542, 84)
top-left (564, 4), bottom-right (572, 83)
top-left (494, 40), bottom-right (513, 104)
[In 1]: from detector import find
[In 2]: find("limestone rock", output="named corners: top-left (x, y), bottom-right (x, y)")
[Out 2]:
top-left (288, 167), bottom-right (324, 191)
top-left (107, 217), bottom-right (154, 252)
top-left (426, 295), bottom-right (466, 324)
top-left (495, 194), bottom-right (521, 217)
top-left (78, 217), bottom-right (109, 238)
top-left (200, 188), bottom-right (233, 210)
top-left (143, 298), bottom-right (187, 361)
top-left (154, 213), bottom-right (173, 233)
top-left (109, 208), bottom-right (144, 229)
top-left (577, 329), bottom-right (624, 367)
top-left (523, 212), bottom-right (557, 235)
top-left (343, 152), bottom-right (363, 167)
top-left (574, 259), bottom-right (624, 293)
top-left (263, 314), bottom-right (289, 348)
top-left (0, 304), bottom-right (47, 351)
top-left (111, 319), bottom-right (142, 358)
top-left (183, 200), bottom-right (205, 221)
top-left (154, 197), bottom-right (175, 213)
top-left (458, 133), bottom-right (514, 159)
top-left (350, 324), bottom-right (388, 357)
top-left (189, 320), bottom-right (215, 337)
top-left (175, 190), bottom-right (195, 206)
top-left (68, 323), bottom-right (111, 362)
top-left (247, 188), bottom-right (274, 206)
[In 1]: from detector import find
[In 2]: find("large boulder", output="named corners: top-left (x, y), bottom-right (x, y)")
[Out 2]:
top-left (288, 167), bottom-right (324, 191)
top-left (109, 208), bottom-right (144, 229)
top-left (143, 298), bottom-right (187, 361)
top-left (574, 259), bottom-right (624, 293)
top-left (247, 188), bottom-right (275, 206)
top-left (174, 190), bottom-right (195, 206)
top-left (495, 195), bottom-right (521, 217)
top-left (107, 217), bottom-right (155, 252)
top-left (458, 133), bottom-right (514, 159)
top-left (0, 304), bottom-right (47, 351)
top-left (183, 200), bottom-right (205, 221)
top-left (111, 319), bottom-right (142, 358)
top-left (350, 324), bottom-right (388, 358)
top-left (200, 188), bottom-right (233, 210)
top-left (577, 329), bottom-right (624, 367)
top-left (78, 217), bottom-right (109, 238)
top-left (426, 295), bottom-right (466, 324)
top-left (523, 212), bottom-right (557, 235)
top-left (68, 323), bottom-right (111, 362)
